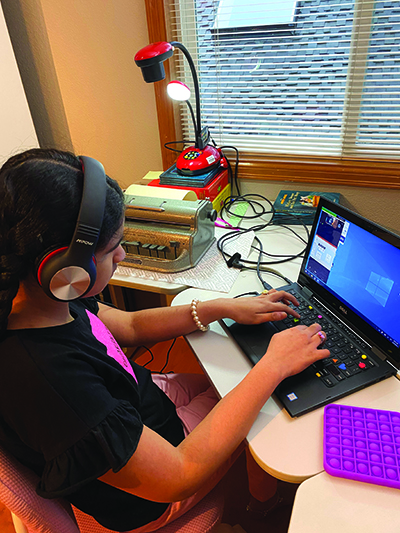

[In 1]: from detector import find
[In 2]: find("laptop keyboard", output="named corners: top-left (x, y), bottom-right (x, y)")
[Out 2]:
top-left (281, 289), bottom-right (375, 388)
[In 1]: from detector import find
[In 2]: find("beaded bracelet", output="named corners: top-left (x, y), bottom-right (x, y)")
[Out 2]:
top-left (190, 298), bottom-right (209, 332)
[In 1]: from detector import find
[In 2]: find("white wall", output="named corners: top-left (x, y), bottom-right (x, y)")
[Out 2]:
top-left (2, 0), bottom-right (163, 190)
top-left (0, 3), bottom-right (38, 165)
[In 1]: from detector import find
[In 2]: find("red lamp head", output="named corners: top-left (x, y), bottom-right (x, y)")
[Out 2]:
top-left (134, 42), bottom-right (173, 83)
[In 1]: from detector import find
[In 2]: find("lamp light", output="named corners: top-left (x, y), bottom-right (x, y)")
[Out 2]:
top-left (167, 80), bottom-right (191, 101)
top-left (135, 41), bottom-right (223, 176)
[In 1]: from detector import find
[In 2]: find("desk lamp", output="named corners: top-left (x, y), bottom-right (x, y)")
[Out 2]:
top-left (134, 41), bottom-right (222, 176)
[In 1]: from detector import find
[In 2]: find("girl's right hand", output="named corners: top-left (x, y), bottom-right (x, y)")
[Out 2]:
top-left (262, 323), bottom-right (330, 382)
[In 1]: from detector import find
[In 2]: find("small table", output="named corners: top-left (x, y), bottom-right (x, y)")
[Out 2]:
top-left (288, 471), bottom-right (400, 532)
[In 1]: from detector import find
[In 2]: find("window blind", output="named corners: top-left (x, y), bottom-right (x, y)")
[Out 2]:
top-left (166, 0), bottom-right (400, 159)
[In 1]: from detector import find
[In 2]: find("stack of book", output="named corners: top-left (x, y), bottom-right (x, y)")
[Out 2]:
top-left (159, 163), bottom-right (221, 188)
top-left (148, 169), bottom-right (230, 212)
top-left (272, 190), bottom-right (341, 225)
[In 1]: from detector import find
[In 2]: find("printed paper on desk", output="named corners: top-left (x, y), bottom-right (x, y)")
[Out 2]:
top-left (115, 230), bottom-right (255, 293)
top-left (125, 183), bottom-right (197, 201)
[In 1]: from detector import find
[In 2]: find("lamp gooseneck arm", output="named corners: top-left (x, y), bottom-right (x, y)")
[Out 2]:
top-left (170, 41), bottom-right (202, 145)
top-left (185, 100), bottom-right (197, 142)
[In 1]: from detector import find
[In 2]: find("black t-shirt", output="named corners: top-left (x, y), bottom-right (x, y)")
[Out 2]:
top-left (0, 298), bottom-right (185, 531)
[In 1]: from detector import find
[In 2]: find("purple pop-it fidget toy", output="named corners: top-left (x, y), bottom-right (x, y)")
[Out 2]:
top-left (324, 404), bottom-right (400, 489)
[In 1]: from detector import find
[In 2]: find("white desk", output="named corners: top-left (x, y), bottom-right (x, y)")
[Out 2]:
top-left (171, 224), bottom-right (400, 483)
top-left (288, 471), bottom-right (400, 532)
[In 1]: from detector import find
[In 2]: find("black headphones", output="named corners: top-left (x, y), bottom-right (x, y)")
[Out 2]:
top-left (36, 156), bottom-right (107, 302)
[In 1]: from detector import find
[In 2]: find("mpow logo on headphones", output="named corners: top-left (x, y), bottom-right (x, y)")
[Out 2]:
top-left (76, 239), bottom-right (94, 246)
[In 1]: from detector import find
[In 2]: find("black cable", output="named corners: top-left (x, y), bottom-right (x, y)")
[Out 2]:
top-left (219, 145), bottom-right (240, 196)
top-left (233, 291), bottom-right (260, 298)
top-left (273, 221), bottom-right (310, 244)
top-left (217, 223), bottom-right (307, 267)
top-left (240, 266), bottom-right (293, 286)
top-left (216, 192), bottom-right (310, 291)
top-left (254, 235), bottom-right (272, 290)
top-left (164, 140), bottom-right (196, 153)
top-left (250, 240), bottom-right (306, 261)
top-left (233, 238), bottom-right (307, 267)
top-left (220, 193), bottom-right (275, 221)
top-left (159, 338), bottom-right (177, 373)
top-left (135, 346), bottom-right (155, 367)
top-left (217, 225), bottom-right (255, 264)
top-left (225, 157), bottom-right (234, 195)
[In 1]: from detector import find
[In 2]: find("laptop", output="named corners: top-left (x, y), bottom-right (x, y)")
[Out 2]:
top-left (222, 198), bottom-right (400, 417)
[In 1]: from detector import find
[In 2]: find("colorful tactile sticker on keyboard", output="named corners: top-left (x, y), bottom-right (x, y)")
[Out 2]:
top-left (323, 404), bottom-right (400, 490)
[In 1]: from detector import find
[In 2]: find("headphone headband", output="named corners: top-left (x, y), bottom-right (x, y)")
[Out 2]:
top-left (36, 156), bottom-right (107, 301)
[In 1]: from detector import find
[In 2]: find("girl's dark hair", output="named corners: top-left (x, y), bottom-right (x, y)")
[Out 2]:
top-left (0, 148), bottom-right (124, 337)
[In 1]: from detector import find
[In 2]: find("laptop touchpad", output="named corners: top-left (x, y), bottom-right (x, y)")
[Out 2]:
top-left (221, 319), bottom-right (279, 365)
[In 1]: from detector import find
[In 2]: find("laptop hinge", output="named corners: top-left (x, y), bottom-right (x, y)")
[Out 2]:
top-left (371, 346), bottom-right (387, 362)
top-left (385, 359), bottom-right (398, 370)
top-left (384, 359), bottom-right (400, 380)
top-left (373, 348), bottom-right (400, 375)
top-left (301, 286), bottom-right (313, 299)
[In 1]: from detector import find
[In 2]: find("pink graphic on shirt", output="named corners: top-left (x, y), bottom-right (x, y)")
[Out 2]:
top-left (86, 310), bottom-right (137, 382)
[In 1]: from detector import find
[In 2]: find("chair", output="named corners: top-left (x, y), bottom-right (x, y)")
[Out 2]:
top-left (0, 445), bottom-right (224, 533)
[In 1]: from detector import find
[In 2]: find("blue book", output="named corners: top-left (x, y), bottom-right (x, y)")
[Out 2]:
top-left (272, 190), bottom-right (341, 225)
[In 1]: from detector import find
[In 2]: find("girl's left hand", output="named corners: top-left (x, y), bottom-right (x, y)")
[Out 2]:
top-left (226, 290), bottom-right (300, 325)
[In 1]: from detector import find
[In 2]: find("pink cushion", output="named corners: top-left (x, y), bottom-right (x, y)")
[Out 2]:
top-left (0, 446), bottom-right (78, 533)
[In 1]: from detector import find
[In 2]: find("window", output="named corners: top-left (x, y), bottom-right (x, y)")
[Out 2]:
top-left (145, 0), bottom-right (400, 188)
top-left (213, 0), bottom-right (297, 31)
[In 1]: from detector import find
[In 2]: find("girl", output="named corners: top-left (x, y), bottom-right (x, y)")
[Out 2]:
top-left (0, 149), bottom-right (329, 532)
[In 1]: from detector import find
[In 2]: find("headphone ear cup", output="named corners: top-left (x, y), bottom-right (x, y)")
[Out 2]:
top-left (36, 248), bottom-right (97, 301)
top-left (34, 155), bottom-right (106, 301)
top-left (36, 247), bottom-right (68, 287)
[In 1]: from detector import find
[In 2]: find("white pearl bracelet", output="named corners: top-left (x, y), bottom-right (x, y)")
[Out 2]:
top-left (190, 298), bottom-right (209, 332)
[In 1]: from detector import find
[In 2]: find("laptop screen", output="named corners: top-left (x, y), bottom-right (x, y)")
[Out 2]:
top-left (303, 204), bottom-right (400, 350)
